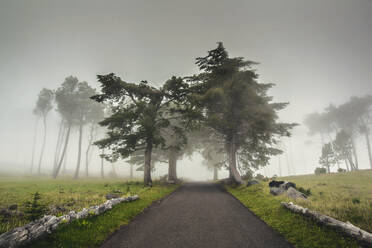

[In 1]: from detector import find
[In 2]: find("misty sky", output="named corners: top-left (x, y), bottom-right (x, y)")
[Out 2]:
top-left (0, 0), bottom-right (372, 179)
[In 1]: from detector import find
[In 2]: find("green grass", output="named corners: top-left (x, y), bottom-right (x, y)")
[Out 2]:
top-left (226, 183), bottom-right (360, 248)
top-left (27, 182), bottom-right (177, 248)
top-left (0, 176), bottom-right (178, 248)
top-left (281, 169), bottom-right (372, 233)
top-left (0, 176), bottom-right (149, 234)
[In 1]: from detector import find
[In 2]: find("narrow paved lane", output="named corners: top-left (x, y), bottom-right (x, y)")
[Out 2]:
top-left (101, 182), bottom-right (293, 248)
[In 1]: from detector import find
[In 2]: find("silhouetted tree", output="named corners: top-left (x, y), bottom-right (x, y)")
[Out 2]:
top-left (190, 43), bottom-right (295, 184)
top-left (92, 75), bottom-right (193, 186)
top-left (33, 88), bottom-right (54, 175)
top-left (333, 130), bottom-right (355, 171)
top-left (319, 143), bottom-right (335, 173)
top-left (53, 76), bottom-right (80, 178)
top-left (73, 82), bottom-right (96, 179)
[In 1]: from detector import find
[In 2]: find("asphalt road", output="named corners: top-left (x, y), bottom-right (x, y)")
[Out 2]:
top-left (101, 182), bottom-right (293, 248)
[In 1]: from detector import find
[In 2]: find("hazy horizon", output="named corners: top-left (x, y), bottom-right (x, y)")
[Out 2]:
top-left (1, 0), bottom-right (372, 180)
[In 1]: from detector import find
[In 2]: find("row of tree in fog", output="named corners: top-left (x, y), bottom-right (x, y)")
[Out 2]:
top-left (91, 43), bottom-right (295, 185)
top-left (305, 95), bottom-right (372, 172)
top-left (30, 43), bottom-right (295, 184)
top-left (31, 77), bottom-right (105, 178)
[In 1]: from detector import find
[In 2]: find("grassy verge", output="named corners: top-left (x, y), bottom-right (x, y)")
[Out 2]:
top-left (281, 170), bottom-right (372, 233)
top-left (0, 177), bottom-right (149, 234)
top-left (226, 183), bottom-right (360, 248)
top-left (27, 183), bottom-right (178, 248)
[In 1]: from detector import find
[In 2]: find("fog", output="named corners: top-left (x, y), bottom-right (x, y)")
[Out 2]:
top-left (1, 0), bottom-right (372, 180)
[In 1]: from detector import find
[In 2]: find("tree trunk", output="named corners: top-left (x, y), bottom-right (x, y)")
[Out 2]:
top-left (347, 152), bottom-right (355, 171)
top-left (364, 130), bottom-right (372, 169)
top-left (144, 141), bottom-right (153, 186)
top-left (62, 150), bottom-right (67, 174)
top-left (100, 150), bottom-right (104, 178)
top-left (85, 123), bottom-right (95, 177)
top-left (130, 163), bottom-right (133, 179)
top-left (228, 134), bottom-right (242, 184)
top-left (213, 166), bottom-right (218, 180)
top-left (168, 151), bottom-right (178, 182)
top-left (351, 137), bottom-right (359, 170)
top-left (344, 158), bottom-right (350, 172)
top-left (74, 122), bottom-right (83, 179)
top-left (37, 115), bottom-right (47, 175)
top-left (53, 124), bottom-right (71, 178)
top-left (30, 117), bottom-right (39, 174)
top-left (53, 119), bottom-right (64, 173)
top-left (111, 163), bottom-right (117, 177)
top-left (278, 155), bottom-right (282, 177)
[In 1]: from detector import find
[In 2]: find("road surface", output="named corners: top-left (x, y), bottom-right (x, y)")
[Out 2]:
top-left (101, 182), bottom-right (293, 248)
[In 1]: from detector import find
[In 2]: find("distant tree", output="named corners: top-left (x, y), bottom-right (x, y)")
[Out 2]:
top-left (33, 88), bottom-right (54, 175)
top-left (92, 74), bottom-right (193, 186)
top-left (304, 112), bottom-right (331, 145)
top-left (73, 82), bottom-right (96, 179)
top-left (190, 43), bottom-right (295, 184)
top-left (30, 114), bottom-right (39, 174)
top-left (85, 101), bottom-right (105, 177)
top-left (347, 95), bottom-right (372, 169)
top-left (53, 76), bottom-right (80, 178)
top-left (319, 143), bottom-right (335, 173)
top-left (333, 130), bottom-right (356, 171)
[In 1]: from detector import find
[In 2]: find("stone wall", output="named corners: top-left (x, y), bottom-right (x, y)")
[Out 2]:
top-left (0, 195), bottom-right (139, 248)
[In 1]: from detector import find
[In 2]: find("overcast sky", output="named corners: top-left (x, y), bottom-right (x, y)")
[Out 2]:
top-left (0, 0), bottom-right (371, 178)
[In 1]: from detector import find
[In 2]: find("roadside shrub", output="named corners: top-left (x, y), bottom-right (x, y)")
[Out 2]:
top-left (337, 168), bottom-right (347, 173)
top-left (24, 192), bottom-right (47, 221)
top-left (314, 167), bottom-right (326, 175)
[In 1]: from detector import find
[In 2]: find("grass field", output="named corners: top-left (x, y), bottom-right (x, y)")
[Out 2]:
top-left (281, 169), bottom-right (372, 233)
top-left (0, 176), bottom-right (178, 239)
top-left (227, 170), bottom-right (372, 248)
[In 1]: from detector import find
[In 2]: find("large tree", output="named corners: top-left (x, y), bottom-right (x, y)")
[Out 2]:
top-left (92, 75), bottom-right (192, 186)
top-left (190, 43), bottom-right (295, 184)
top-left (33, 88), bottom-right (54, 175)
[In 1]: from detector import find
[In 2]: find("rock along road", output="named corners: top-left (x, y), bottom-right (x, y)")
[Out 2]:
top-left (101, 182), bottom-right (293, 248)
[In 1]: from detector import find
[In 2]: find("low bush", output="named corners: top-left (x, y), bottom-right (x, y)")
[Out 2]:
top-left (315, 167), bottom-right (327, 175)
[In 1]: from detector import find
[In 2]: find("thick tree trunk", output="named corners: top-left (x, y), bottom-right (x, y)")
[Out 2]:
top-left (30, 117), bottom-right (39, 174)
top-left (364, 130), bottom-right (372, 169)
top-left (228, 135), bottom-right (242, 184)
top-left (130, 163), bottom-right (133, 179)
top-left (53, 124), bottom-right (71, 178)
top-left (37, 115), bottom-right (47, 175)
top-left (53, 119), bottom-right (64, 173)
top-left (168, 152), bottom-right (178, 182)
top-left (85, 123), bottom-right (95, 177)
top-left (213, 166), bottom-right (218, 180)
top-left (144, 142), bottom-right (153, 186)
top-left (74, 122), bottom-right (83, 179)
top-left (351, 138), bottom-right (359, 170)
